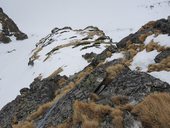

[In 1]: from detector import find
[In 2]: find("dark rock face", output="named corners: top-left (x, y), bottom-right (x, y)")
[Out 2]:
top-left (82, 52), bottom-right (97, 62)
top-left (0, 75), bottom-right (67, 128)
top-left (37, 67), bottom-right (107, 127)
top-left (154, 18), bottom-right (170, 34)
top-left (154, 48), bottom-right (170, 63)
top-left (100, 71), bottom-right (170, 102)
top-left (0, 8), bottom-right (28, 43)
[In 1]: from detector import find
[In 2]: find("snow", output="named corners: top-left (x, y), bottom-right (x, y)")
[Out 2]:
top-left (105, 52), bottom-right (124, 62)
top-left (130, 33), bottom-right (170, 85)
top-left (0, 23), bottom-right (2, 30)
top-left (150, 71), bottom-right (170, 84)
top-left (144, 34), bottom-right (170, 47)
top-left (0, 0), bottom-right (170, 109)
top-left (0, 29), bottom-right (107, 109)
top-left (1, 0), bottom-right (170, 41)
top-left (130, 49), bottom-right (159, 72)
top-left (0, 34), bottom-right (40, 109)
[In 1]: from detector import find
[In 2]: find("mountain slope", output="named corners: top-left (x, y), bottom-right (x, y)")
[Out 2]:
top-left (0, 17), bottom-right (170, 128)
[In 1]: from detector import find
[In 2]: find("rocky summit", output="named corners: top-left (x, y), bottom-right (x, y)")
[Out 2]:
top-left (0, 8), bottom-right (27, 43)
top-left (0, 16), bottom-right (170, 128)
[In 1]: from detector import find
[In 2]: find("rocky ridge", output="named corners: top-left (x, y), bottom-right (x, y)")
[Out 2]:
top-left (0, 8), bottom-right (27, 43)
top-left (0, 17), bottom-right (170, 128)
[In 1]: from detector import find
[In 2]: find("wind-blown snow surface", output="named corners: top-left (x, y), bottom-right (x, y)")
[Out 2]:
top-left (0, 0), bottom-right (170, 109)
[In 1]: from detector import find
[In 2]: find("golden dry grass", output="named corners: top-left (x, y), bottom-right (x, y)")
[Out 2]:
top-left (111, 109), bottom-right (123, 128)
top-left (72, 101), bottom-right (112, 127)
top-left (139, 21), bottom-right (156, 31)
top-left (132, 92), bottom-right (170, 128)
top-left (111, 96), bottom-right (128, 106)
top-left (16, 66), bottom-right (93, 126)
top-left (106, 64), bottom-right (125, 80)
top-left (145, 40), bottom-right (167, 52)
top-left (89, 93), bottom-right (100, 102)
top-left (148, 56), bottom-right (170, 72)
top-left (28, 101), bottom-right (54, 121)
top-left (138, 34), bottom-right (148, 43)
top-left (12, 121), bottom-right (35, 128)
top-left (106, 51), bottom-right (112, 57)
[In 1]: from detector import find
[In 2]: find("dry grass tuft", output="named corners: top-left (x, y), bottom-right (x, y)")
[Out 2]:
top-left (111, 96), bottom-right (129, 106)
top-left (106, 64), bottom-right (125, 80)
top-left (73, 101), bottom-right (112, 127)
top-left (132, 92), bottom-right (170, 128)
top-left (106, 51), bottom-right (112, 57)
top-left (127, 49), bottom-right (138, 58)
top-left (148, 56), bottom-right (170, 72)
top-left (81, 115), bottom-right (99, 128)
top-left (28, 102), bottom-right (54, 121)
top-left (145, 40), bottom-right (167, 52)
top-left (111, 109), bottom-right (123, 128)
top-left (139, 21), bottom-right (156, 31)
top-left (12, 121), bottom-right (35, 128)
top-left (89, 93), bottom-right (100, 102)
top-left (138, 34), bottom-right (148, 42)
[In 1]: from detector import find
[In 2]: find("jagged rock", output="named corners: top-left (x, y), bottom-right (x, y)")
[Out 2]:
top-left (154, 48), bottom-right (170, 63)
top-left (90, 45), bottom-right (117, 67)
top-left (82, 52), bottom-right (97, 62)
top-left (100, 71), bottom-right (170, 102)
top-left (153, 18), bottom-right (170, 34)
top-left (37, 67), bottom-right (107, 127)
top-left (0, 8), bottom-right (28, 43)
top-left (0, 75), bottom-right (67, 128)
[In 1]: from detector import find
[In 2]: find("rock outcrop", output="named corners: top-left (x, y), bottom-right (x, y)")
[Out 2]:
top-left (0, 17), bottom-right (170, 128)
top-left (0, 8), bottom-right (28, 43)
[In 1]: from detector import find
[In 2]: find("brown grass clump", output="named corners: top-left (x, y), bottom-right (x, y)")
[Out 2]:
top-left (106, 64), bottom-right (125, 80)
top-left (125, 41), bottom-right (145, 60)
top-left (28, 101), bottom-right (54, 121)
top-left (17, 67), bottom-right (93, 126)
top-left (106, 51), bottom-right (112, 57)
top-left (138, 34), bottom-right (148, 43)
top-left (139, 21), bottom-right (156, 31)
top-left (89, 93), bottom-right (100, 102)
top-left (53, 121), bottom-right (72, 128)
top-left (74, 66), bottom-right (93, 85)
top-left (72, 101), bottom-right (112, 127)
top-left (145, 40), bottom-right (167, 52)
top-left (111, 96), bottom-right (129, 106)
top-left (57, 77), bottom-right (68, 86)
top-left (81, 115), bottom-right (99, 128)
top-left (132, 92), bottom-right (170, 128)
top-left (127, 48), bottom-right (138, 58)
top-left (12, 121), bottom-right (35, 128)
top-left (111, 109), bottom-right (123, 128)
top-left (148, 56), bottom-right (170, 72)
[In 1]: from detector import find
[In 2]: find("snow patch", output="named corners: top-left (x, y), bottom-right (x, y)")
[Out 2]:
top-left (130, 49), bottom-right (159, 71)
top-left (144, 34), bottom-right (170, 47)
top-left (105, 52), bottom-right (124, 62)
top-left (0, 23), bottom-right (2, 30)
top-left (149, 71), bottom-right (170, 84)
